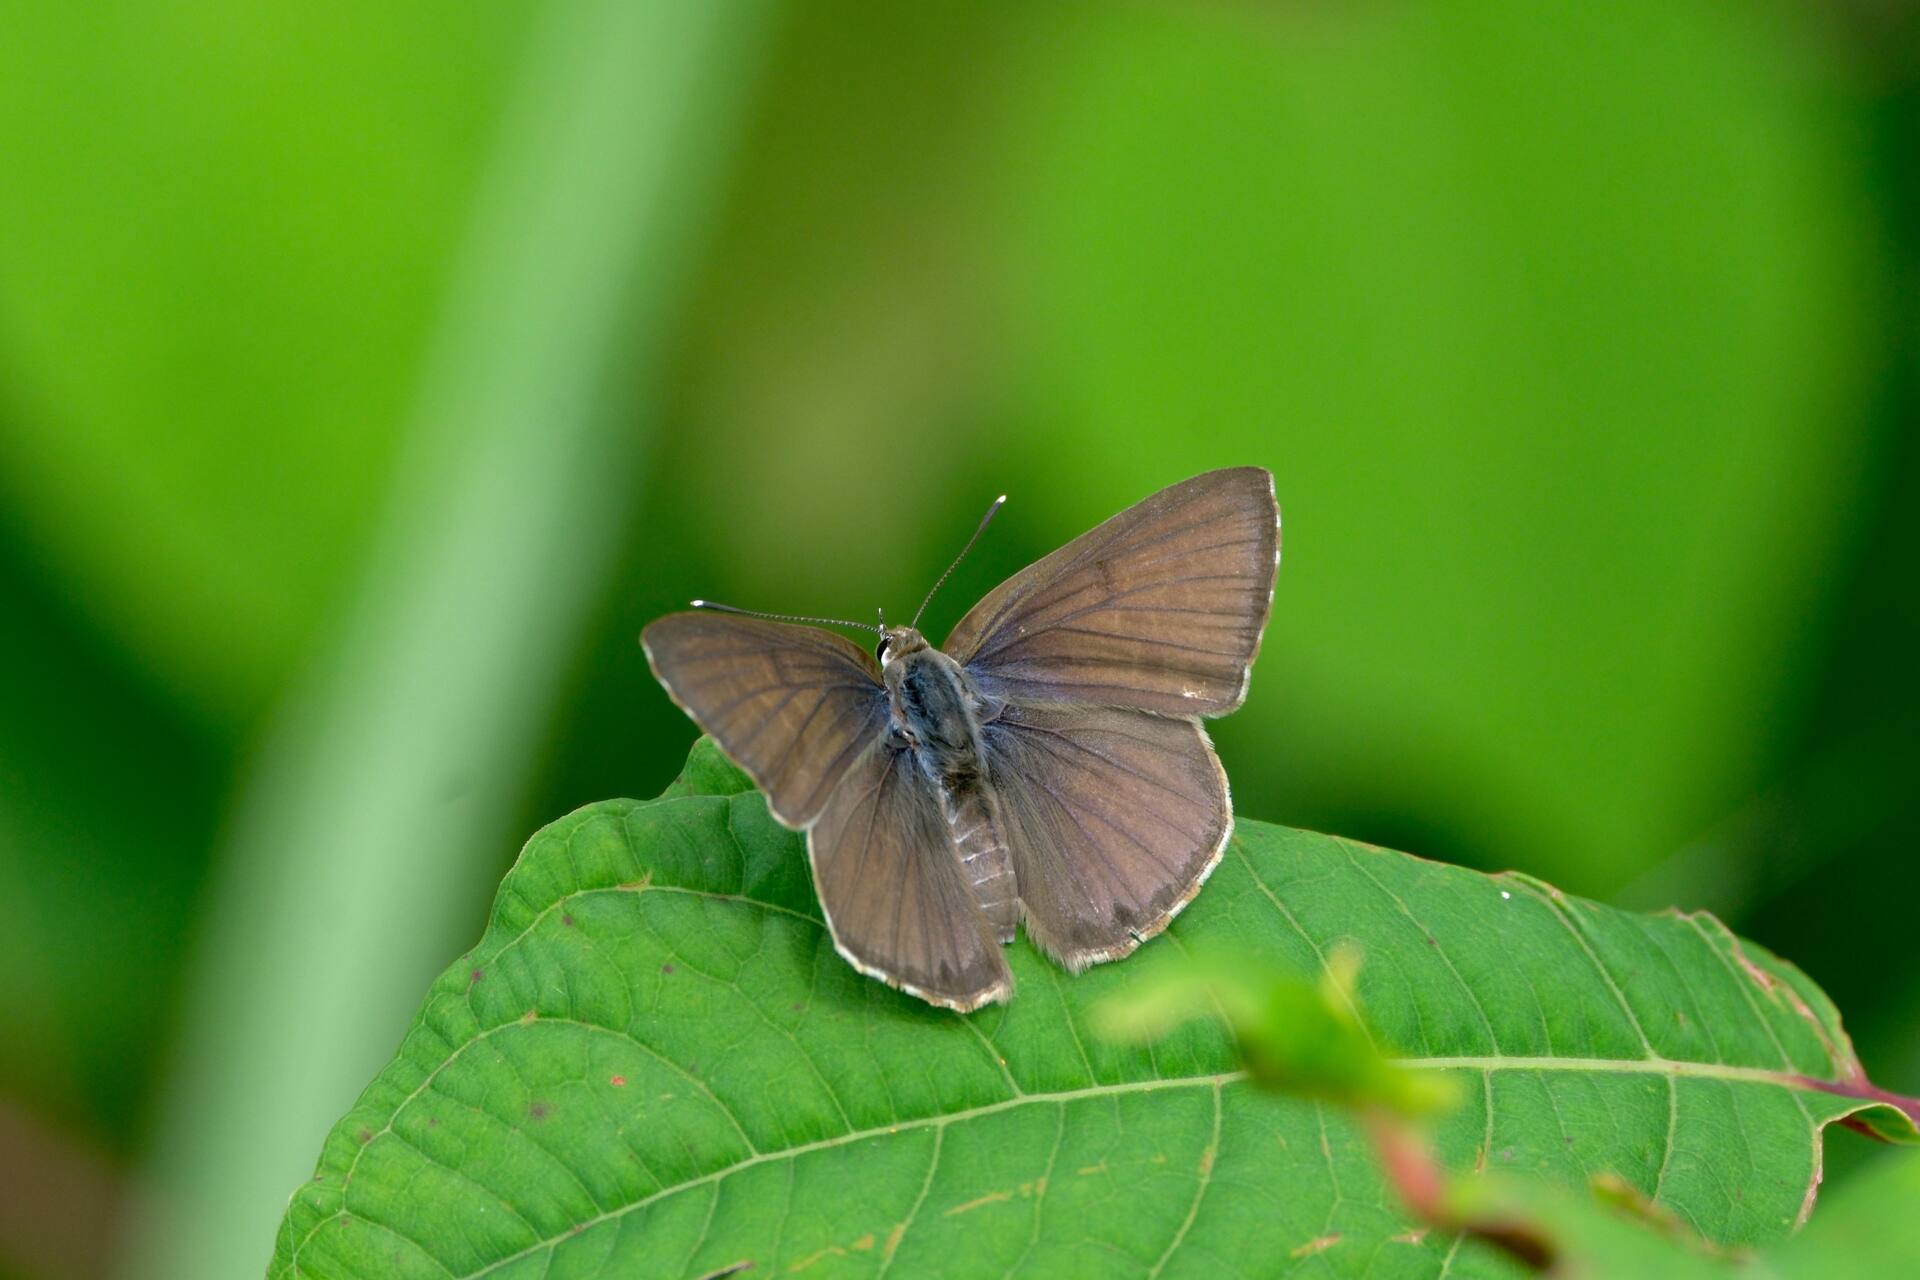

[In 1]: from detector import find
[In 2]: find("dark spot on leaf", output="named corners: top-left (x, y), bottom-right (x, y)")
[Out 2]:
top-left (562, 913), bottom-right (574, 927)
top-left (791, 1001), bottom-right (805, 1013)
top-left (1425, 936), bottom-right (1436, 947)
top-left (357, 1128), bottom-right (374, 1145)
top-left (529, 1101), bottom-right (550, 1121)
top-left (662, 963), bottom-right (675, 974)
top-left (1500, 1147), bottom-right (1514, 1163)
top-left (427, 1117), bottom-right (439, 1128)
top-left (470, 968), bottom-right (484, 984)
top-left (610, 1075), bottom-right (627, 1087)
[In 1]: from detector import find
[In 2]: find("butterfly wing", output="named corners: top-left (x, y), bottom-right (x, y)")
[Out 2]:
top-left (981, 699), bottom-right (1230, 970)
top-left (809, 741), bottom-right (1012, 1010)
top-left (944, 467), bottom-right (1279, 717)
top-left (642, 613), bottom-right (888, 828)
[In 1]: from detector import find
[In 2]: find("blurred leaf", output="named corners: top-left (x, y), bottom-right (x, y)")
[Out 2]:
top-left (0, 3), bottom-right (534, 725)
top-left (122, 4), bottom-right (777, 1278)
top-left (1711, 180), bottom-right (1920, 1106)
top-left (271, 740), bottom-right (1911, 1277)
top-left (1774, 1150), bottom-right (1920, 1275)
top-left (999, 0), bottom-right (1879, 894)
top-left (1423, 1153), bottom-right (1920, 1277)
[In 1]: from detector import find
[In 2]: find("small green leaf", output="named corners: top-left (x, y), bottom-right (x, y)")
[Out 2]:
top-left (272, 739), bottom-right (1916, 1278)
top-left (1415, 1154), bottom-right (1920, 1278)
top-left (1090, 949), bottom-right (1461, 1120)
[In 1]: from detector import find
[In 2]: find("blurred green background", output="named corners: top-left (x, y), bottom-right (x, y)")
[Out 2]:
top-left (1, 2), bottom-right (1916, 1276)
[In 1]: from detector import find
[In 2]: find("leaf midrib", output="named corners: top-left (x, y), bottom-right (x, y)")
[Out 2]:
top-left (459, 1072), bottom-right (1241, 1279)
top-left (340, 1038), bottom-right (1865, 1280)
top-left (486, 881), bottom-right (1869, 1096)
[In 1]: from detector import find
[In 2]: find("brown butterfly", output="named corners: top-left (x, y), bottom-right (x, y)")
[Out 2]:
top-left (642, 467), bottom-right (1280, 1011)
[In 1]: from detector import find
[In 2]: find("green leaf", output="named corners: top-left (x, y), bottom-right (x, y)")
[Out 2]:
top-left (1093, 968), bottom-right (1920, 1278)
top-left (272, 740), bottom-right (1916, 1278)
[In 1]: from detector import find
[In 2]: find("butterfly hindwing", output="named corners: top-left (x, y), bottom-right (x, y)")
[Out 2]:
top-left (808, 741), bottom-right (1012, 1010)
top-left (641, 613), bottom-right (887, 827)
top-left (944, 467), bottom-right (1279, 717)
top-left (981, 698), bottom-right (1231, 970)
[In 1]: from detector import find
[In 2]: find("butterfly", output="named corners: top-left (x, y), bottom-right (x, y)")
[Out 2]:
top-left (642, 467), bottom-right (1280, 1011)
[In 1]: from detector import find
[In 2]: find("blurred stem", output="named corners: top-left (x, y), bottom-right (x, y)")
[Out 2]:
top-left (1362, 1109), bottom-right (1555, 1273)
top-left (121, 4), bottom-right (772, 1277)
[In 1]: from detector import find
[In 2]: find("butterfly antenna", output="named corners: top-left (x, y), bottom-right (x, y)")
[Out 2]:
top-left (689, 599), bottom-right (883, 635)
top-left (911, 493), bottom-right (1006, 629)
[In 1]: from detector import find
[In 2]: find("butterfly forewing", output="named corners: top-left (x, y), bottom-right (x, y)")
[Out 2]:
top-left (982, 699), bottom-right (1231, 970)
top-left (641, 613), bottom-right (887, 827)
top-left (809, 742), bottom-right (1012, 1010)
top-left (944, 466), bottom-right (1279, 717)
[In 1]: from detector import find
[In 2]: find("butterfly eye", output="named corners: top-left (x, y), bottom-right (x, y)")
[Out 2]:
top-left (875, 637), bottom-right (892, 665)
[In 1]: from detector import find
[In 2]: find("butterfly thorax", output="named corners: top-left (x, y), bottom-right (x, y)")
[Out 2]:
top-left (880, 628), bottom-right (1020, 941)
top-left (881, 632), bottom-right (985, 781)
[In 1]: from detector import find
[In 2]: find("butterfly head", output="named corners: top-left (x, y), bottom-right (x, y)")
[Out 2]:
top-left (875, 625), bottom-right (928, 668)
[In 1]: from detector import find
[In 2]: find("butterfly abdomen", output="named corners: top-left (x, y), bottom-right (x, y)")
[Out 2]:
top-left (942, 780), bottom-right (1019, 943)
